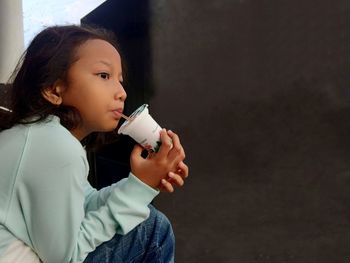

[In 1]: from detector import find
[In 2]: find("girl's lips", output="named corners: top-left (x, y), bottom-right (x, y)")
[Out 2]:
top-left (111, 109), bottom-right (123, 119)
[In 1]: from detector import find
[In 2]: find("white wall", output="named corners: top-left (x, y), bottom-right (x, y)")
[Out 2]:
top-left (0, 0), bottom-right (24, 83)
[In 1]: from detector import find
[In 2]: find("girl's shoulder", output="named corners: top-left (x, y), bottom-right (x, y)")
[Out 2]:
top-left (22, 115), bottom-right (89, 173)
top-left (0, 115), bottom-right (88, 182)
top-left (27, 115), bottom-right (85, 156)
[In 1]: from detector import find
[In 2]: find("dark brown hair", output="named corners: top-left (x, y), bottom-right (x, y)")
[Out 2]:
top-left (0, 25), bottom-right (122, 148)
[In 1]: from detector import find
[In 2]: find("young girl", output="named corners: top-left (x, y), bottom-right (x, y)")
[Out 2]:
top-left (0, 25), bottom-right (188, 263)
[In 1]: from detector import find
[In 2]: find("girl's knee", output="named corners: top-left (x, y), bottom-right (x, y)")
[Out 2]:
top-left (149, 205), bottom-right (171, 226)
top-left (147, 205), bottom-right (174, 240)
top-left (146, 205), bottom-right (175, 261)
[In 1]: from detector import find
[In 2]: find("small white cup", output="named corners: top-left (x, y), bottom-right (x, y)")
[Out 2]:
top-left (118, 104), bottom-right (162, 152)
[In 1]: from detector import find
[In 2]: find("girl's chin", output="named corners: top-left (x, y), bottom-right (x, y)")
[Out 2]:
top-left (100, 121), bottom-right (119, 132)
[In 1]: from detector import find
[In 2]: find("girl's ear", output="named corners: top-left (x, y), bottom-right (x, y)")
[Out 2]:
top-left (42, 81), bottom-right (65, 106)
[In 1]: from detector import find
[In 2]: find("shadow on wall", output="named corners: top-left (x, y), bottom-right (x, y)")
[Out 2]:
top-left (0, 84), bottom-right (11, 110)
top-left (154, 70), bottom-right (350, 262)
top-left (183, 71), bottom-right (350, 186)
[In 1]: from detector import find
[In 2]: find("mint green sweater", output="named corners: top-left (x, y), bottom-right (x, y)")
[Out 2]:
top-left (0, 116), bottom-right (159, 262)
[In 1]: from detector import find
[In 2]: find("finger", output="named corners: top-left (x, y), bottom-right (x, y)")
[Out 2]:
top-left (177, 161), bottom-right (189, 178)
top-left (147, 151), bottom-right (156, 159)
top-left (157, 183), bottom-right (167, 193)
top-left (130, 144), bottom-right (144, 162)
top-left (161, 179), bottom-right (174, 193)
top-left (167, 130), bottom-right (185, 161)
top-left (168, 172), bottom-right (184, 187)
top-left (157, 129), bottom-right (173, 158)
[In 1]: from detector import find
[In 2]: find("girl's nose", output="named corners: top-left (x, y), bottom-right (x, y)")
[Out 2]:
top-left (114, 83), bottom-right (127, 102)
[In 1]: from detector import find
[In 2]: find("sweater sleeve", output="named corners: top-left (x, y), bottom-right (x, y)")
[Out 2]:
top-left (72, 173), bottom-right (160, 262)
top-left (17, 125), bottom-right (159, 263)
top-left (83, 181), bottom-right (116, 212)
top-left (20, 157), bottom-right (158, 263)
top-left (83, 173), bottom-right (159, 225)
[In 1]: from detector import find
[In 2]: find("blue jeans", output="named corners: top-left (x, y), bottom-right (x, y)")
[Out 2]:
top-left (83, 205), bottom-right (175, 263)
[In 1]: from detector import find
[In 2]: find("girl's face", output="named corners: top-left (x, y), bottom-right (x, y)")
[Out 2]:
top-left (61, 39), bottom-right (127, 140)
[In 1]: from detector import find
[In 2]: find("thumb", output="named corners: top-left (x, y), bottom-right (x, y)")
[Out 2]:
top-left (130, 144), bottom-right (143, 162)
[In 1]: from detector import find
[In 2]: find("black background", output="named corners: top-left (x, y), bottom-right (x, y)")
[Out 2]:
top-left (83, 1), bottom-right (350, 262)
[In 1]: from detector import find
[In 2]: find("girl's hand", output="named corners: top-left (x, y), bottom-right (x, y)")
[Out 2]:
top-left (158, 161), bottom-right (189, 193)
top-left (130, 129), bottom-right (188, 190)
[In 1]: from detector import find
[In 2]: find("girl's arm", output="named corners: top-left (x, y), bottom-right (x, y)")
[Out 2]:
top-left (19, 129), bottom-right (158, 263)
top-left (83, 172), bottom-right (152, 212)
top-left (83, 181), bottom-right (116, 212)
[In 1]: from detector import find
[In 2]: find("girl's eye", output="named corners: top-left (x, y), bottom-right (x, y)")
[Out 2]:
top-left (98, 73), bottom-right (110, 80)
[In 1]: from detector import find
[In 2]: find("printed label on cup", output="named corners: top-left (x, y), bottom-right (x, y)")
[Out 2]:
top-left (118, 104), bottom-right (162, 152)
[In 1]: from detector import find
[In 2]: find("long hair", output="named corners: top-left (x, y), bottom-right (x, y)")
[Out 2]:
top-left (0, 25), bottom-right (122, 148)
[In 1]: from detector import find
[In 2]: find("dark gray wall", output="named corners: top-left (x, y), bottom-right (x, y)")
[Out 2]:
top-left (149, 1), bottom-right (350, 262)
top-left (0, 84), bottom-right (10, 109)
top-left (84, 1), bottom-right (350, 262)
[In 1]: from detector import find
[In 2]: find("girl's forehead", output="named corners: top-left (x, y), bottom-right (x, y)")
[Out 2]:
top-left (75, 39), bottom-right (121, 64)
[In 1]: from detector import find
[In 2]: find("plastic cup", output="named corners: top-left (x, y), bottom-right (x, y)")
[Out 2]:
top-left (118, 104), bottom-right (162, 152)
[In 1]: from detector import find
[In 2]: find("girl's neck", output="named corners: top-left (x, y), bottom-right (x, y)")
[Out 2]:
top-left (70, 128), bottom-right (89, 141)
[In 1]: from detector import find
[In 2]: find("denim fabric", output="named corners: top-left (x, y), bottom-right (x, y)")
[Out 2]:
top-left (83, 205), bottom-right (175, 263)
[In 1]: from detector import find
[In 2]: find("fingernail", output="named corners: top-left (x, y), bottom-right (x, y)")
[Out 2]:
top-left (168, 172), bottom-right (175, 178)
top-left (161, 179), bottom-right (167, 184)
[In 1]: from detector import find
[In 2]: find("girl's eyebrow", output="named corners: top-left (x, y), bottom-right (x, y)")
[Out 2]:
top-left (95, 60), bottom-right (123, 77)
top-left (96, 60), bottom-right (112, 67)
